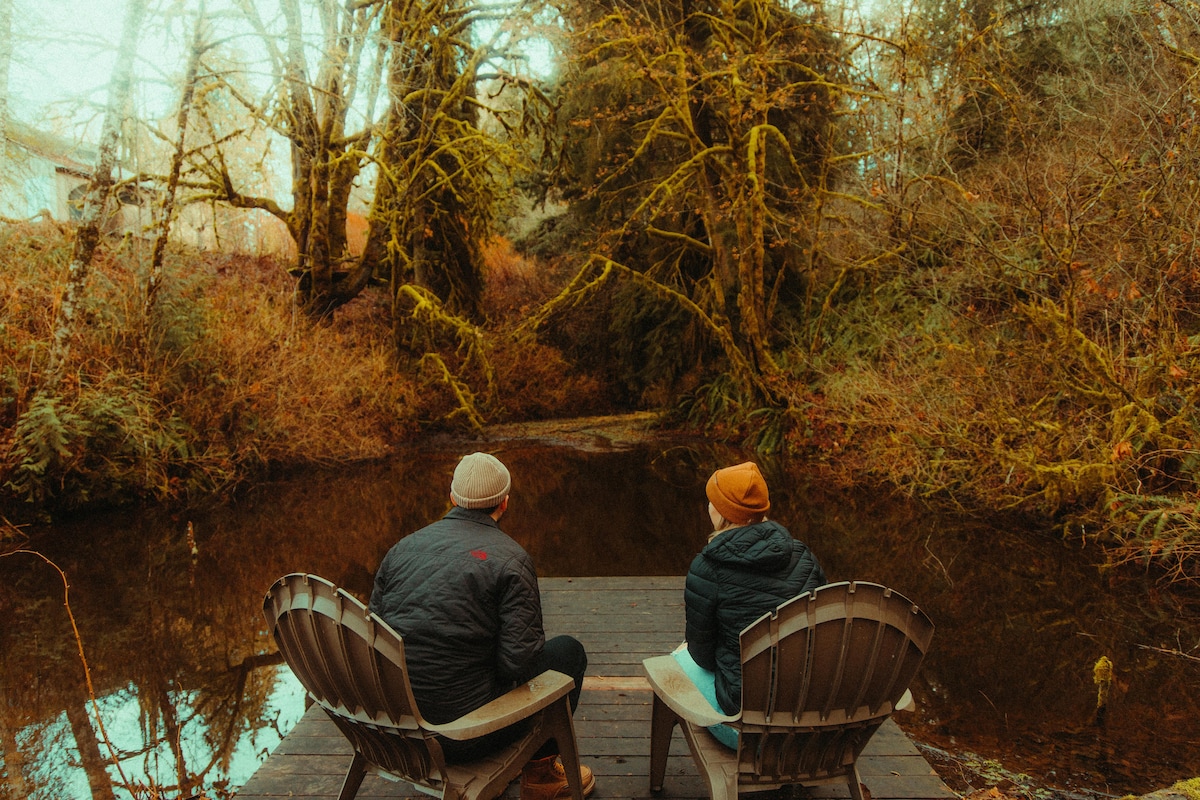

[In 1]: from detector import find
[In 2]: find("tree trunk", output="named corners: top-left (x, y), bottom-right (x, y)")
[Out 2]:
top-left (64, 698), bottom-right (117, 800)
top-left (276, 0), bottom-right (376, 319)
top-left (380, 0), bottom-right (489, 324)
top-left (0, 0), bottom-right (11, 156)
top-left (145, 2), bottom-right (206, 318)
top-left (0, 707), bottom-right (29, 800)
top-left (42, 0), bottom-right (148, 392)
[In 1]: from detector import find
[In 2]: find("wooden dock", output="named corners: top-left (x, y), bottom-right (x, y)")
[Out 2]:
top-left (236, 577), bottom-right (955, 799)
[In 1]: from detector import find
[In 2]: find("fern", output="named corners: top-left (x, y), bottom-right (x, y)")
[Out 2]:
top-left (71, 378), bottom-right (193, 504)
top-left (6, 394), bottom-right (83, 502)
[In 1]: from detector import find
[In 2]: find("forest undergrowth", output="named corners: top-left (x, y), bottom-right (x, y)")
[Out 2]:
top-left (0, 221), bottom-right (416, 514)
top-left (0, 223), bottom-right (613, 521)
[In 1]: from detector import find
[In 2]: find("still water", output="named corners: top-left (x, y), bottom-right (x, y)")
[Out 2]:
top-left (1, 441), bottom-right (1198, 799)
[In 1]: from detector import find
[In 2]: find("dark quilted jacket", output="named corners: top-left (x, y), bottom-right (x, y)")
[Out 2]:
top-left (369, 506), bottom-right (545, 724)
top-left (684, 520), bottom-right (826, 714)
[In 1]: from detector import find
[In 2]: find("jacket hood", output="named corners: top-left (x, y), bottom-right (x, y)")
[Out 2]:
top-left (701, 520), bottom-right (794, 572)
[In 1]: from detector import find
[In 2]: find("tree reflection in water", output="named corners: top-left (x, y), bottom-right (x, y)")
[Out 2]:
top-left (1, 442), bottom-right (1198, 799)
top-left (0, 537), bottom-right (294, 800)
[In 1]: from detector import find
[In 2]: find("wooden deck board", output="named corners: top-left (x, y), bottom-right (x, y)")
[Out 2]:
top-left (237, 577), bottom-right (954, 800)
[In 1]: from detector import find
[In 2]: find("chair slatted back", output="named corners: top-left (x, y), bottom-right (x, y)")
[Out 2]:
top-left (737, 582), bottom-right (934, 782)
top-left (263, 573), bottom-right (445, 784)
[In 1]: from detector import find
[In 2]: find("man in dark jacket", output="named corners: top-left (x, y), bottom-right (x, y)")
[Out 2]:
top-left (370, 452), bottom-right (595, 799)
top-left (681, 461), bottom-right (827, 744)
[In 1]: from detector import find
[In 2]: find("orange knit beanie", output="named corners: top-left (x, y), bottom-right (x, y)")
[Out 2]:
top-left (706, 462), bottom-right (770, 525)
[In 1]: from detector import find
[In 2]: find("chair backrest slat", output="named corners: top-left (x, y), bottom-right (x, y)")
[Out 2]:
top-left (849, 591), bottom-right (890, 715)
top-left (363, 616), bottom-right (409, 725)
top-left (330, 606), bottom-right (367, 714)
top-left (818, 614), bottom-right (851, 721)
top-left (280, 579), bottom-right (340, 706)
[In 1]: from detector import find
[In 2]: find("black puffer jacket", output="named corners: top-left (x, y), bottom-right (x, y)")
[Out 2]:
top-left (684, 520), bottom-right (826, 714)
top-left (369, 506), bottom-right (545, 724)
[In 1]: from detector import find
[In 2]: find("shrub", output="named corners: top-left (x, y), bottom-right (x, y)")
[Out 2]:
top-left (0, 224), bottom-right (420, 516)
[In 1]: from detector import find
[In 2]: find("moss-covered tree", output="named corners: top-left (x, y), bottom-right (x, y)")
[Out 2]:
top-left (188, 0), bottom-right (554, 334)
top-left (531, 0), bottom-right (846, 407)
top-left (374, 0), bottom-right (514, 326)
top-left (186, 0), bottom-right (383, 318)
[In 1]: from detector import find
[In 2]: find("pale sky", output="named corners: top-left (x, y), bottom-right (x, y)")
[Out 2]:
top-left (9, 0), bottom-right (187, 136)
top-left (8, 0), bottom-right (557, 143)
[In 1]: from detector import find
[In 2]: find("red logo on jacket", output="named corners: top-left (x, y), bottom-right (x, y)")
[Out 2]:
top-left (470, 549), bottom-right (488, 561)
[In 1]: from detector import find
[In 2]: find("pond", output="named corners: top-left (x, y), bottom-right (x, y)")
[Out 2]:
top-left (1, 435), bottom-right (1198, 799)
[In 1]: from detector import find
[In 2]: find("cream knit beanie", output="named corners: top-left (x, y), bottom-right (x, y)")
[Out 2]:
top-left (450, 452), bottom-right (511, 509)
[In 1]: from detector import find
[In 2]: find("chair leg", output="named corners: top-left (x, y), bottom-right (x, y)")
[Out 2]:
top-left (847, 765), bottom-right (866, 800)
top-left (337, 751), bottom-right (368, 800)
top-left (547, 699), bottom-right (586, 800)
top-left (648, 693), bottom-right (678, 792)
top-left (712, 761), bottom-right (739, 800)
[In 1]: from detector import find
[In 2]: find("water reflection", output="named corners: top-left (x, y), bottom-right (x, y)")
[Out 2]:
top-left (1, 443), bottom-right (1198, 799)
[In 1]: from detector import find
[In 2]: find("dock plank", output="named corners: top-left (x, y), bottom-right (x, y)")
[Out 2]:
top-left (237, 577), bottom-right (954, 800)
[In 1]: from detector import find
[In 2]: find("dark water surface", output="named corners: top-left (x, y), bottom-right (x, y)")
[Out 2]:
top-left (2, 442), bottom-right (1198, 799)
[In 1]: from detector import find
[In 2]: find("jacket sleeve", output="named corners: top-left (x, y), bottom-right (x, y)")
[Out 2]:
top-left (797, 542), bottom-right (828, 595)
top-left (368, 548), bottom-right (395, 619)
top-left (495, 552), bottom-right (546, 682)
top-left (684, 553), bottom-right (719, 671)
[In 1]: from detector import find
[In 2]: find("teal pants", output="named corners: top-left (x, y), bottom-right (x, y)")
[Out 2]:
top-left (671, 647), bottom-right (739, 749)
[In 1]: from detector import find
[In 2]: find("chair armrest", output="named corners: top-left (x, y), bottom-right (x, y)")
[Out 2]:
top-left (425, 669), bottom-right (575, 741)
top-left (642, 655), bottom-right (739, 728)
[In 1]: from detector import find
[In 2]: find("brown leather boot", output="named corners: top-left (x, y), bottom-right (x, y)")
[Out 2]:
top-left (519, 755), bottom-right (596, 799)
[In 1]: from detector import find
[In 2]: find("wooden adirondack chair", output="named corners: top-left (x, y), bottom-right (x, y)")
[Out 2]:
top-left (643, 581), bottom-right (934, 800)
top-left (262, 573), bottom-right (585, 800)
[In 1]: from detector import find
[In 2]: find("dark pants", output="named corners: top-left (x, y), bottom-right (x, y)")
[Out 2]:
top-left (439, 635), bottom-right (588, 763)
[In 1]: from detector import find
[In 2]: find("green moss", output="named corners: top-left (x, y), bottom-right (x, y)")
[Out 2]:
top-left (1172, 777), bottom-right (1200, 799)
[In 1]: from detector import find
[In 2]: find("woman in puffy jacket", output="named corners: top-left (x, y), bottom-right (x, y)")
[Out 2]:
top-left (674, 461), bottom-right (827, 748)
